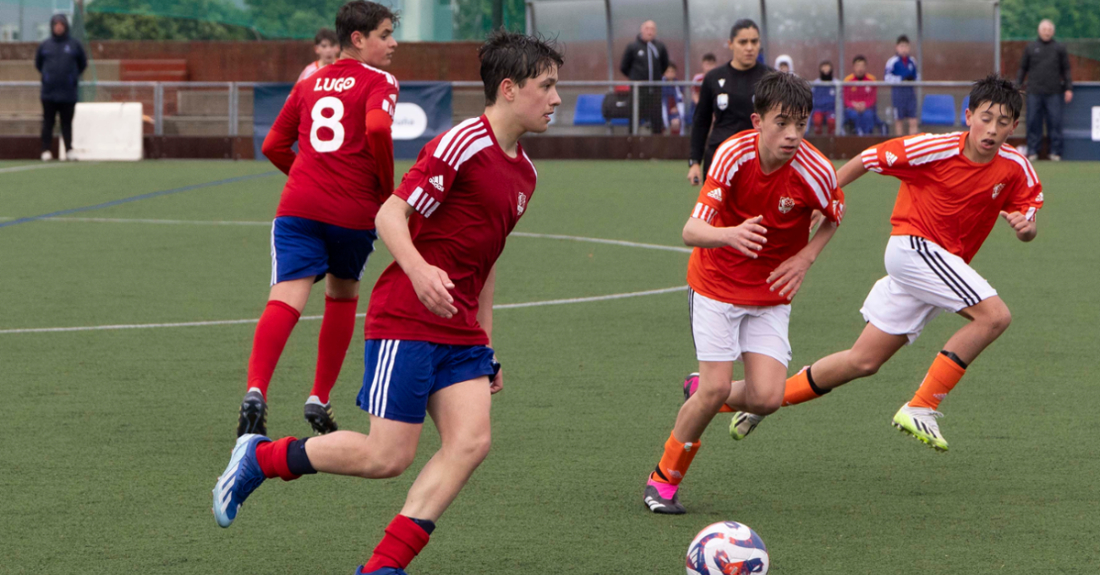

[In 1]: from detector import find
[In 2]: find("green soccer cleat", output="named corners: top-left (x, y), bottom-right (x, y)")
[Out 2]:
top-left (892, 403), bottom-right (948, 452)
top-left (728, 411), bottom-right (764, 440)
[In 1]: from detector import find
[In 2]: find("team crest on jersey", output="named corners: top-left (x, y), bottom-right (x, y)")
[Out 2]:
top-left (885, 151), bottom-right (898, 166)
top-left (707, 188), bottom-right (723, 201)
top-left (517, 193), bottom-right (528, 215)
top-left (314, 77), bottom-right (356, 93)
top-left (992, 183), bottom-right (1005, 199)
top-left (778, 196), bottom-right (795, 214)
top-left (429, 175), bottom-right (444, 192)
top-left (716, 93), bottom-right (729, 111)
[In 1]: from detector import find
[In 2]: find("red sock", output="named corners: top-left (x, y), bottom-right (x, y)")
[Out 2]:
top-left (362, 515), bottom-right (431, 572)
top-left (247, 300), bottom-right (300, 399)
top-left (254, 436), bottom-right (300, 481)
top-left (310, 296), bottom-right (358, 404)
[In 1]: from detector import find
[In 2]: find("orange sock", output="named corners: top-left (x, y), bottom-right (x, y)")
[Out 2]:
top-left (649, 432), bottom-right (700, 486)
top-left (910, 352), bottom-right (966, 409)
top-left (782, 366), bottom-right (830, 406)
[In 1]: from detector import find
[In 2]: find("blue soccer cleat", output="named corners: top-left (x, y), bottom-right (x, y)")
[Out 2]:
top-left (354, 567), bottom-right (408, 575)
top-left (212, 433), bottom-right (269, 528)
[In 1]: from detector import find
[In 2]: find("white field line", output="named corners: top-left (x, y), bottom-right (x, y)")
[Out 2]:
top-left (0, 286), bottom-right (688, 335)
top-left (0, 162), bottom-right (94, 174)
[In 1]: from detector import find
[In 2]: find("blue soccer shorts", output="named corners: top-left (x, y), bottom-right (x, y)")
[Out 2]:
top-left (357, 339), bottom-right (497, 424)
top-left (892, 88), bottom-right (917, 119)
top-left (270, 216), bottom-right (377, 285)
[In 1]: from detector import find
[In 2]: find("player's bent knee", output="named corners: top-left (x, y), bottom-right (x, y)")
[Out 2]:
top-left (446, 431), bottom-right (492, 465)
top-left (849, 354), bottom-right (884, 378)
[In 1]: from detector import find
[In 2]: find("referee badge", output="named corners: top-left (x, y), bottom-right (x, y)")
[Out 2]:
top-left (716, 93), bottom-right (728, 111)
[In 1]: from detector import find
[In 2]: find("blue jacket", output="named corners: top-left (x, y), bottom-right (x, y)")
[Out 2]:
top-left (885, 54), bottom-right (917, 99)
top-left (812, 83), bottom-right (836, 113)
top-left (35, 15), bottom-right (87, 103)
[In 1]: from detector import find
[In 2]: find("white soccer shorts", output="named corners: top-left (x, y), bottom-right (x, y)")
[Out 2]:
top-left (689, 289), bottom-right (792, 367)
top-left (861, 235), bottom-right (998, 343)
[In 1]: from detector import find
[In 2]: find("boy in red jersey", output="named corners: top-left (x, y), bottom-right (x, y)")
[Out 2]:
top-left (213, 31), bottom-right (563, 575)
top-left (644, 72), bottom-right (846, 514)
top-left (297, 29), bottom-right (340, 83)
top-left (729, 75), bottom-right (1042, 452)
top-left (238, 1), bottom-right (399, 437)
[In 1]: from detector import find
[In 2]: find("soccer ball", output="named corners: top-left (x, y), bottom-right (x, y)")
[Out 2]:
top-left (685, 521), bottom-right (769, 575)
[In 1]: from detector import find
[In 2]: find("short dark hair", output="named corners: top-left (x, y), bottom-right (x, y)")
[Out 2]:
top-left (968, 74), bottom-right (1023, 120)
top-left (478, 30), bottom-right (564, 106)
top-left (852, 55), bottom-right (867, 65)
top-left (754, 71), bottom-right (812, 119)
top-left (896, 34), bottom-right (910, 45)
top-left (336, 1), bottom-right (398, 49)
top-left (820, 60), bottom-right (833, 69)
top-left (730, 19), bottom-right (759, 40)
top-left (702, 52), bottom-right (717, 63)
top-left (667, 62), bottom-right (678, 71)
top-left (315, 28), bottom-right (338, 46)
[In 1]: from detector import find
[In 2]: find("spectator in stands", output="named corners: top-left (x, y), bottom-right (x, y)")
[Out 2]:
top-left (35, 13), bottom-right (85, 161)
top-left (885, 35), bottom-right (919, 135)
top-left (811, 60), bottom-right (836, 135)
top-left (774, 54), bottom-right (794, 76)
top-left (844, 55), bottom-right (879, 135)
top-left (692, 53), bottom-right (717, 105)
top-left (297, 29), bottom-right (340, 83)
top-left (620, 20), bottom-right (669, 134)
top-left (1018, 19), bottom-right (1073, 161)
top-left (662, 62), bottom-right (685, 135)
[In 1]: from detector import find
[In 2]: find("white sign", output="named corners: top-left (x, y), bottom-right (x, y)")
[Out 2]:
top-left (1092, 106), bottom-right (1100, 141)
top-left (72, 102), bottom-right (144, 161)
top-left (391, 103), bottom-right (428, 140)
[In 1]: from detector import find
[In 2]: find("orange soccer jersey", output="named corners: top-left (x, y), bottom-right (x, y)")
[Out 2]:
top-left (861, 132), bottom-right (1043, 263)
top-left (687, 131), bottom-right (845, 307)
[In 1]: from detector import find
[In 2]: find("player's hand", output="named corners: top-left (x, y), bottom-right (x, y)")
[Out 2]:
top-left (489, 366), bottom-right (503, 394)
top-left (724, 215), bottom-right (767, 258)
top-left (768, 253), bottom-right (813, 300)
top-left (409, 263), bottom-right (458, 318)
top-left (1065, 90), bottom-right (1073, 104)
top-left (687, 164), bottom-right (703, 186)
top-left (809, 210), bottom-right (826, 234)
top-left (1000, 210), bottom-right (1036, 240)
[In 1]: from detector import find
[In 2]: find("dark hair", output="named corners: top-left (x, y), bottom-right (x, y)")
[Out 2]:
top-left (478, 30), bottom-right (564, 105)
top-left (968, 74), bottom-right (1023, 120)
top-left (667, 62), bottom-right (678, 70)
top-left (819, 60), bottom-right (833, 69)
top-left (730, 19), bottom-right (759, 40)
top-left (896, 34), bottom-right (910, 45)
top-left (754, 71), bottom-right (813, 119)
top-left (702, 52), bottom-right (717, 63)
top-left (852, 55), bottom-right (867, 65)
top-left (336, 1), bottom-right (398, 49)
top-left (315, 28), bottom-right (338, 46)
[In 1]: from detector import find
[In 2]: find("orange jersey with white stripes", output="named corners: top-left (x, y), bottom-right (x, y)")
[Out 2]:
top-left (687, 131), bottom-right (845, 306)
top-left (861, 132), bottom-right (1043, 263)
top-left (297, 60), bottom-right (327, 83)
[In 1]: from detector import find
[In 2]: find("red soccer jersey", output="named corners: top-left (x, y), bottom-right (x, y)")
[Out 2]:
top-left (861, 132), bottom-right (1043, 263)
top-left (269, 58), bottom-right (399, 230)
top-left (365, 115), bottom-right (538, 345)
top-left (687, 131), bottom-right (845, 307)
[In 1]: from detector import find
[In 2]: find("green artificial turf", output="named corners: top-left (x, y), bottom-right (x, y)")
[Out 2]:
top-left (1, 158), bottom-right (1097, 574)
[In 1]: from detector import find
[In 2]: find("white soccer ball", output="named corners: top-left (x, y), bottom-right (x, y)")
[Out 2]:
top-left (685, 520), bottom-right (769, 575)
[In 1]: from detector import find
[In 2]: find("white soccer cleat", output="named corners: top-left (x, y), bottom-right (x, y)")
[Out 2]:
top-left (892, 403), bottom-right (948, 451)
top-left (41, 150), bottom-right (53, 161)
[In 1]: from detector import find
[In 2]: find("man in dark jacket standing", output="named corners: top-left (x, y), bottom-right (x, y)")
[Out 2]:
top-left (1017, 19), bottom-right (1072, 161)
top-left (620, 20), bottom-right (669, 135)
top-left (35, 13), bottom-right (86, 161)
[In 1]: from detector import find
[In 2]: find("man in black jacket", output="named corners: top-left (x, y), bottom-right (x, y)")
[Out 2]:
top-left (36, 14), bottom-right (87, 161)
top-left (1017, 19), bottom-right (1072, 161)
top-left (620, 20), bottom-right (669, 135)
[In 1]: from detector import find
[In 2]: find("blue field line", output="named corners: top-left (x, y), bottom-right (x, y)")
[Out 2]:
top-left (0, 171), bottom-right (279, 230)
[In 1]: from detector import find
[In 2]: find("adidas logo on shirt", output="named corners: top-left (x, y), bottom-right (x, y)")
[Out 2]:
top-left (885, 151), bottom-right (898, 166)
top-left (429, 175), bottom-right (444, 191)
top-left (707, 188), bottom-right (723, 201)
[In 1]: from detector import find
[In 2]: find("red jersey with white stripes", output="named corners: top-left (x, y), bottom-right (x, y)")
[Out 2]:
top-left (861, 132), bottom-right (1043, 263)
top-left (271, 58), bottom-right (399, 230)
top-left (688, 130), bottom-right (845, 306)
top-left (365, 115), bottom-right (537, 345)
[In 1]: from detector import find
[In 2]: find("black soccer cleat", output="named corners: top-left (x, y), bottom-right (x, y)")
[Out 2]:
top-left (304, 401), bottom-right (339, 435)
top-left (237, 389), bottom-right (268, 437)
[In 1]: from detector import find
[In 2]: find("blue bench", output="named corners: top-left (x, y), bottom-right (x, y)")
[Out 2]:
top-left (920, 94), bottom-right (956, 126)
top-left (574, 93), bottom-right (629, 127)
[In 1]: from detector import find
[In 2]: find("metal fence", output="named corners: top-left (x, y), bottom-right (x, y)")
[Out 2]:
top-left (2, 79), bottom-right (1094, 139)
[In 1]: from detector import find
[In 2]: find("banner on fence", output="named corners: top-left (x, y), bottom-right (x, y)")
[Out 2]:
top-left (253, 82), bottom-right (454, 161)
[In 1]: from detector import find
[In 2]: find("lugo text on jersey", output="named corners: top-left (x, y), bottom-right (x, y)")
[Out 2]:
top-left (314, 77), bottom-right (356, 93)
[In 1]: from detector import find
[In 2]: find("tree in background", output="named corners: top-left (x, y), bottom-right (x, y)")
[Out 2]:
top-left (452, 0), bottom-right (525, 41)
top-left (86, 0), bottom-right (254, 40)
top-left (1002, 0), bottom-right (1100, 40)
